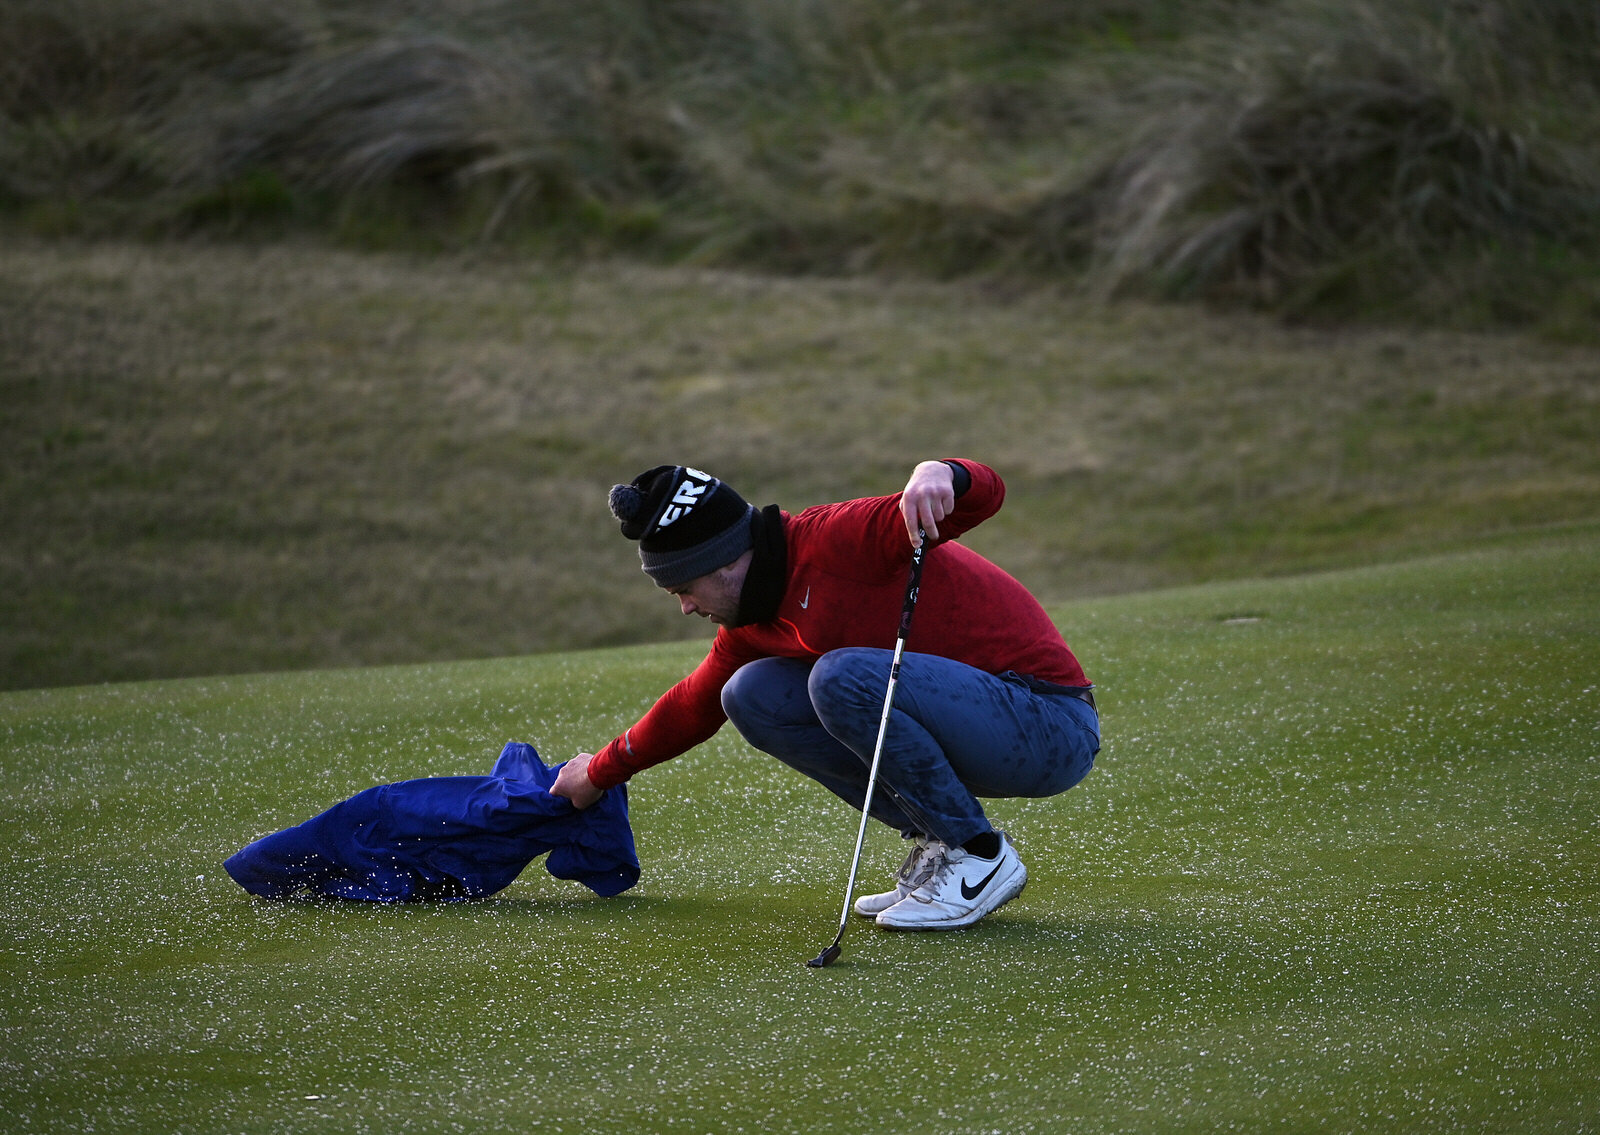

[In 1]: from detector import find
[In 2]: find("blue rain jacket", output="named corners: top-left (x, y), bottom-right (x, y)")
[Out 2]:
top-left (224, 742), bottom-right (639, 901)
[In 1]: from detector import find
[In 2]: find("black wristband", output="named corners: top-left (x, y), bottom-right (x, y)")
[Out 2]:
top-left (943, 460), bottom-right (972, 497)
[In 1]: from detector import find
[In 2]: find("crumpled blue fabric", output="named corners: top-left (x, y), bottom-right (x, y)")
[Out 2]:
top-left (224, 742), bottom-right (639, 901)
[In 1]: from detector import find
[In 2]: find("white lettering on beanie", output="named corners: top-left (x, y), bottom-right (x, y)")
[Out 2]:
top-left (657, 468), bottom-right (714, 528)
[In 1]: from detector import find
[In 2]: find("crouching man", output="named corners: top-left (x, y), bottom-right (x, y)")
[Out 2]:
top-left (551, 459), bottom-right (1099, 930)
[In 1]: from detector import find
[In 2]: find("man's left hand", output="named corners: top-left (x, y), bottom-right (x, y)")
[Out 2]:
top-left (901, 460), bottom-right (956, 545)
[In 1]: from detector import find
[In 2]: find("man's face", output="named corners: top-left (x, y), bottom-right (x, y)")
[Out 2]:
top-left (662, 552), bottom-right (751, 626)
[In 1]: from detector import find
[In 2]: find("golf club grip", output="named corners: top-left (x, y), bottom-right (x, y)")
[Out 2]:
top-left (898, 532), bottom-right (927, 640)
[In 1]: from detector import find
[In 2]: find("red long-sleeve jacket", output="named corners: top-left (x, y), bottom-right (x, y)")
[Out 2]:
top-left (586, 461), bottom-right (1088, 789)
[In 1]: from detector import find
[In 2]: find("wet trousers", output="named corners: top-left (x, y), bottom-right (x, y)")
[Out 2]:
top-left (720, 649), bottom-right (1100, 848)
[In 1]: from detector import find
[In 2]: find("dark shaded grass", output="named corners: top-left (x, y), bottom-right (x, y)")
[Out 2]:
top-left (5, 240), bottom-right (1598, 690)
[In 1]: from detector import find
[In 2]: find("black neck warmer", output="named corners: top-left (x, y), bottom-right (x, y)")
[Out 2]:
top-left (733, 505), bottom-right (788, 627)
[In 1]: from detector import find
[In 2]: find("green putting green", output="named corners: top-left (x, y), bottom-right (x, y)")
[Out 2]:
top-left (4, 528), bottom-right (1596, 1132)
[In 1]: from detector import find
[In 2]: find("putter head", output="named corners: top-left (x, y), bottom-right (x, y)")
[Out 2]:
top-left (806, 943), bottom-right (842, 968)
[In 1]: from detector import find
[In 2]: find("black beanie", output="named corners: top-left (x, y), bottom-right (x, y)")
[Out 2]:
top-left (608, 465), bottom-right (755, 587)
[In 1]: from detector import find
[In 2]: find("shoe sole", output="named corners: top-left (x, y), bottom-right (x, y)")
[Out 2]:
top-left (874, 869), bottom-right (1027, 931)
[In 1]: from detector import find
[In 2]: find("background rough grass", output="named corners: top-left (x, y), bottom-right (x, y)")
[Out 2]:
top-left (5, 239), bottom-right (1598, 691)
top-left (2, 0), bottom-right (1597, 330)
top-left (2, 530), bottom-right (1596, 1132)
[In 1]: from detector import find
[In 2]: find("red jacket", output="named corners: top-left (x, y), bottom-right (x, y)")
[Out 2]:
top-left (587, 461), bottom-right (1088, 789)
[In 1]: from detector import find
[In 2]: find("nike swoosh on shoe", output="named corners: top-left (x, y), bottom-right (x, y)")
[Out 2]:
top-left (960, 861), bottom-right (1004, 901)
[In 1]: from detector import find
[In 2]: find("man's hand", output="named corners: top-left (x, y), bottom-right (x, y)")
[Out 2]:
top-left (550, 752), bottom-right (603, 810)
top-left (900, 460), bottom-right (956, 545)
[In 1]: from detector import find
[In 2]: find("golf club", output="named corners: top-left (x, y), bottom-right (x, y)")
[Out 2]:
top-left (807, 528), bottom-right (927, 968)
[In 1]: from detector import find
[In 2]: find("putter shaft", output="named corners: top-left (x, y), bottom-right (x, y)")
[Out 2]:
top-left (806, 531), bottom-right (926, 968)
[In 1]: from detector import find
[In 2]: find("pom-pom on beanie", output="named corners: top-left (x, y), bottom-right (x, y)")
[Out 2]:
top-left (608, 465), bottom-right (755, 587)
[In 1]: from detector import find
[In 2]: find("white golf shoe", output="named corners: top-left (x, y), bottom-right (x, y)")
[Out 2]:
top-left (874, 832), bottom-right (1026, 930)
top-left (853, 835), bottom-right (946, 918)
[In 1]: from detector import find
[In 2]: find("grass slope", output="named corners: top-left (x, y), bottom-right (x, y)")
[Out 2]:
top-left (3, 528), bottom-right (1597, 1132)
top-left (5, 239), bottom-right (1598, 691)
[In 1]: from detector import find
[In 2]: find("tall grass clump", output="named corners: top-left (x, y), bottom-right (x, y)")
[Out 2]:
top-left (1077, 0), bottom-right (1600, 326)
top-left (1, 0), bottom-right (1596, 329)
top-left (0, 0), bottom-right (307, 225)
top-left (212, 34), bottom-right (673, 243)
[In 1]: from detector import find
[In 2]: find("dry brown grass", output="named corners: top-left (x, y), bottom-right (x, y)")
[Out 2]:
top-left (3, 1), bottom-right (1595, 328)
top-left (4, 237), bottom-right (1597, 690)
top-left (1071, 2), bottom-right (1600, 319)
